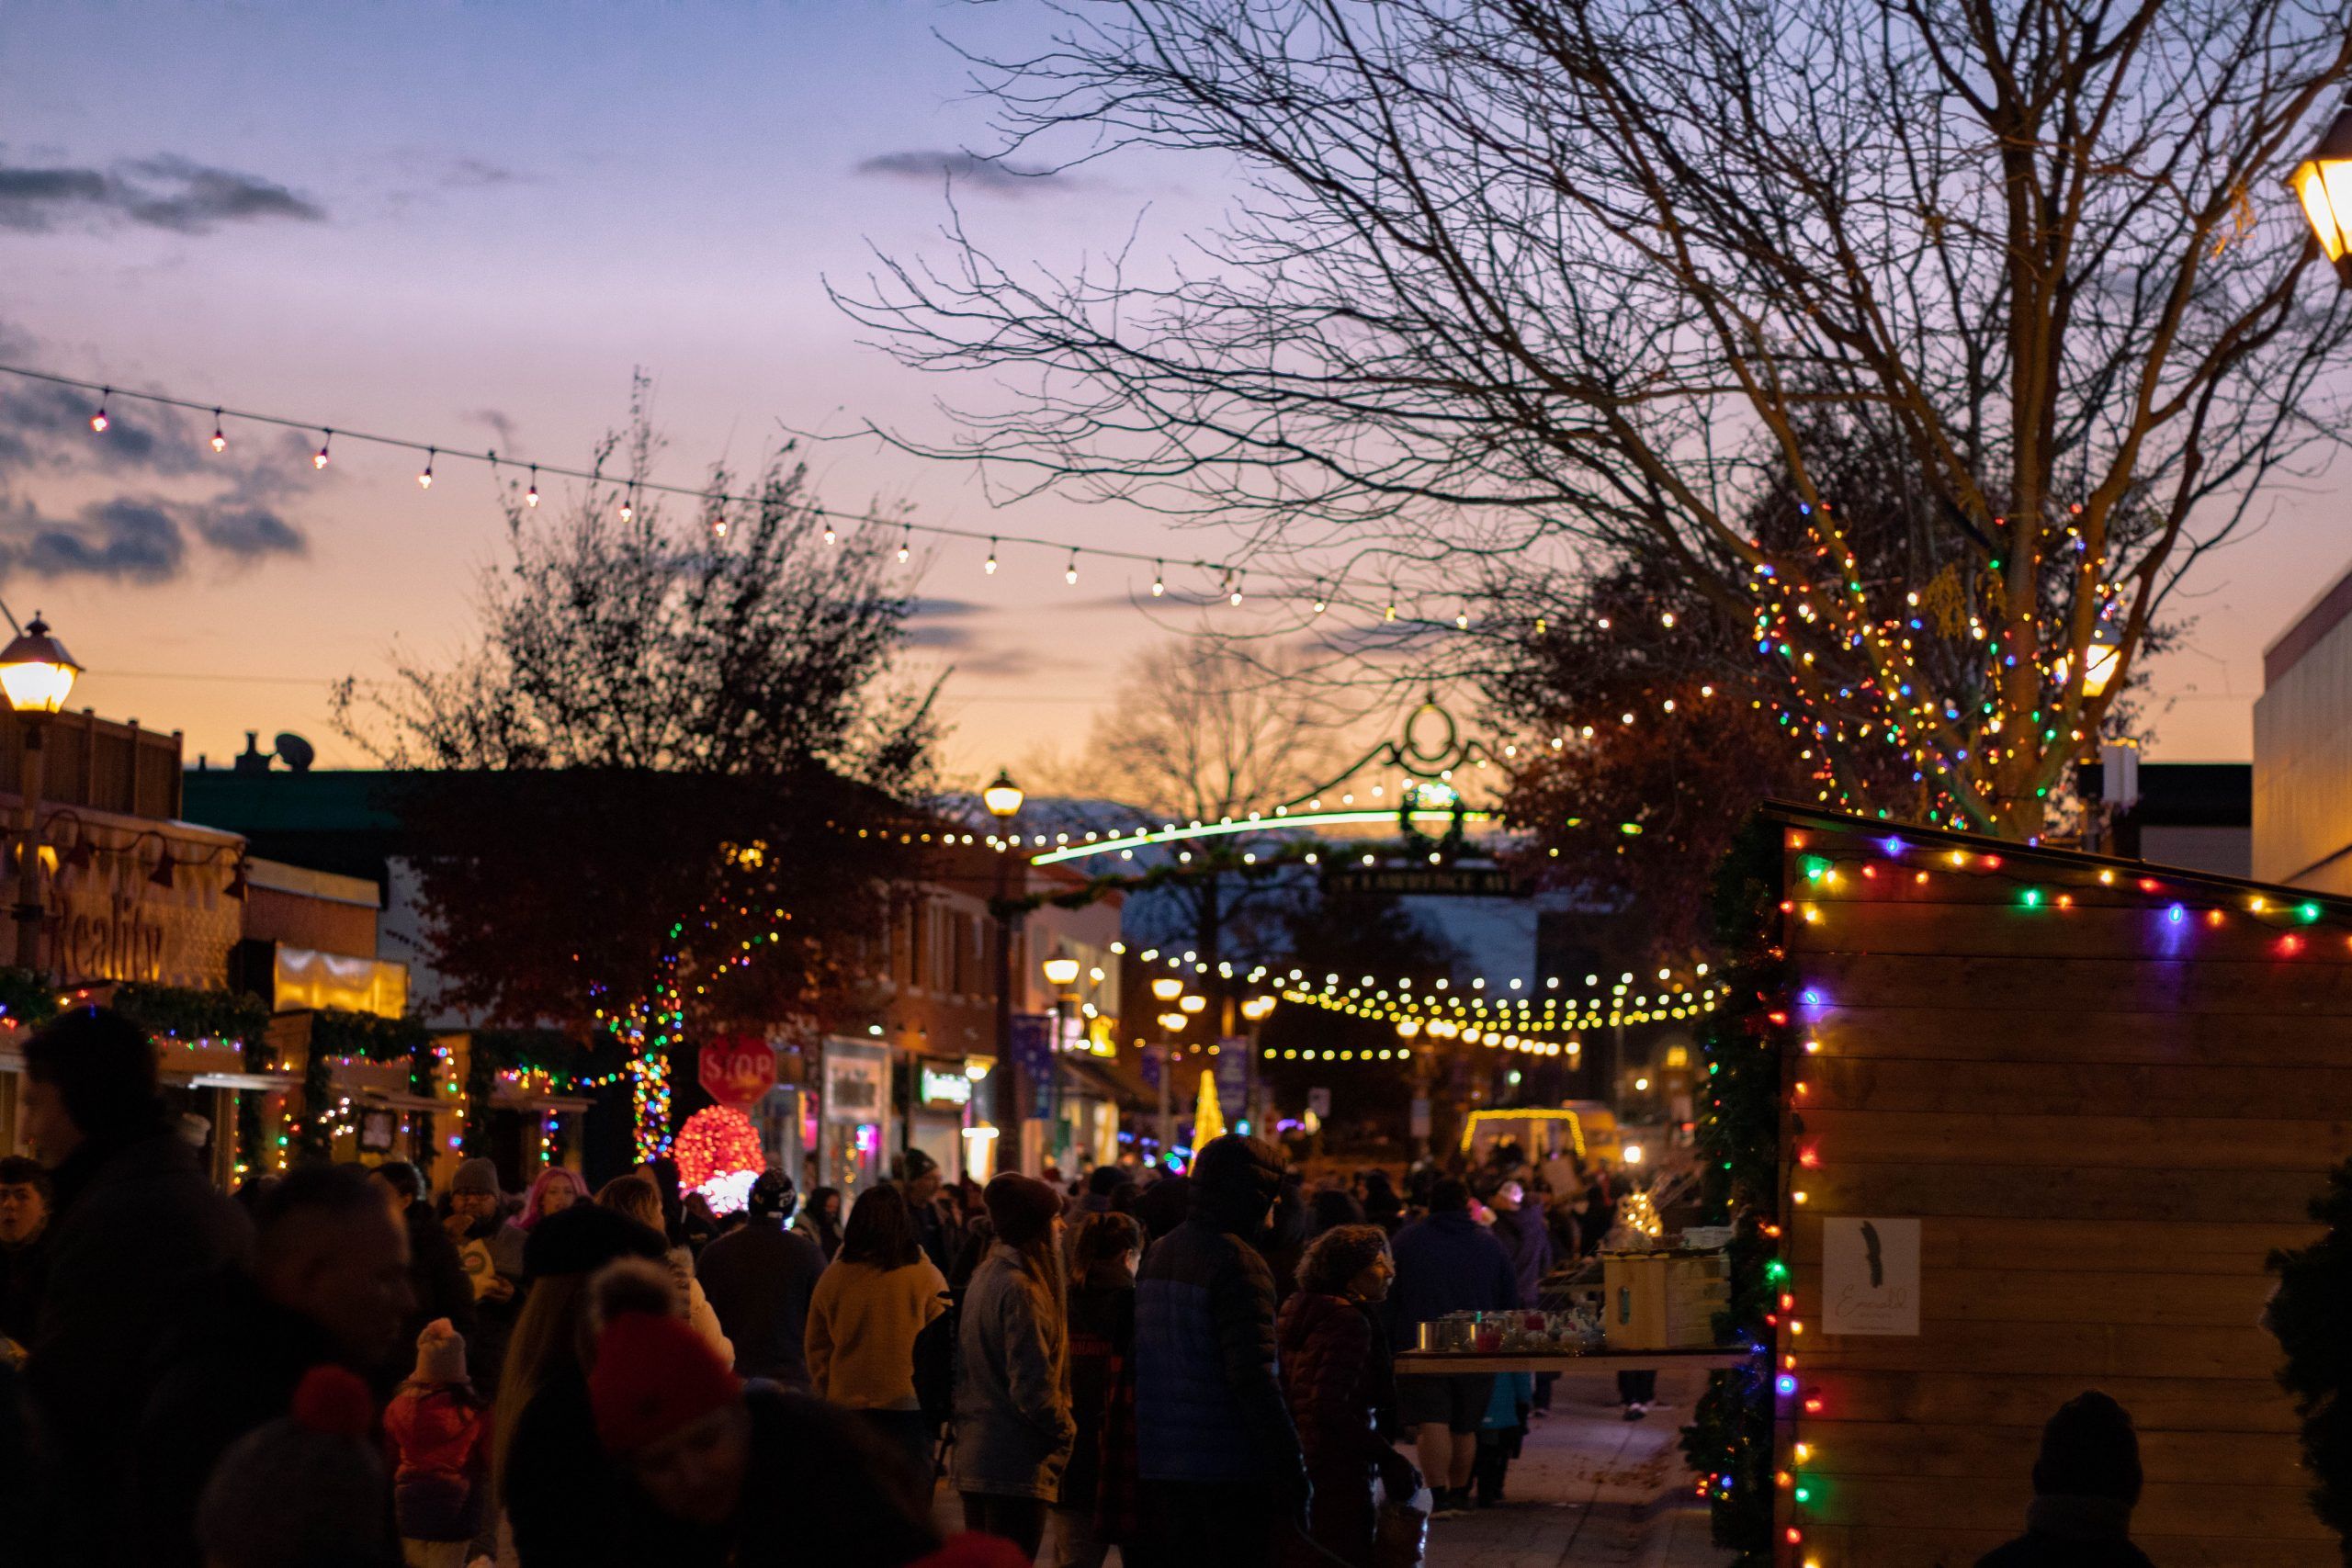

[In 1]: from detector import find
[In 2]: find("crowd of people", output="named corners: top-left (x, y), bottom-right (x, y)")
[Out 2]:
top-left (0, 1006), bottom-right (2154, 1567)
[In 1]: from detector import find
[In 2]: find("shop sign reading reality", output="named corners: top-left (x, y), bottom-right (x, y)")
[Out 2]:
top-left (42, 836), bottom-right (239, 987)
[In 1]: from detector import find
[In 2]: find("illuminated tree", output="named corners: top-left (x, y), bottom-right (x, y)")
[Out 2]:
top-left (337, 383), bottom-right (933, 1155)
top-left (845, 0), bottom-right (2352, 838)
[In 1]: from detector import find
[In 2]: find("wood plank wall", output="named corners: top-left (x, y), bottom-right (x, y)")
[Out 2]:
top-left (1775, 816), bottom-right (2337, 1567)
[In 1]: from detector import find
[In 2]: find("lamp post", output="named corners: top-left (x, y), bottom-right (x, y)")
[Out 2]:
top-left (983, 770), bottom-right (1025, 1156)
top-left (2291, 101), bottom-right (2352, 288)
top-left (1150, 976), bottom-right (1183, 1161)
top-left (0, 615), bottom-right (81, 973)
top-left (1041, 951), bottom-right (1080, 1165)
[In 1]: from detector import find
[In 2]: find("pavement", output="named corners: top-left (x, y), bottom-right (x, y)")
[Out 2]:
top-left (1420, 1365), bottom-right (1733, 1568)
top-left (933, 1364), bottom-right (1734, 1567)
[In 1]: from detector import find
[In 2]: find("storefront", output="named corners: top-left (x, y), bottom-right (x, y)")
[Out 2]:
top-left (817, 1037), bottom-right (893, 1197)
top-left (907, 1055), bottom-right (978, 1180)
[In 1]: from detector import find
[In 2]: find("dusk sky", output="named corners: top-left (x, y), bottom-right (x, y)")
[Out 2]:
top-left (0, 1), bottom-right (2339, 782)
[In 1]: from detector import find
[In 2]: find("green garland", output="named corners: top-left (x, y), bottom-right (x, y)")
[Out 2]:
top-left (0, 967), bottom-right (61, 1032)
top-left (111, 982), bottom-right (271, 1055)
top-left (2268, 1160), bottom-right (2352, 1550)
top-left (1679, 815), bottom-right (1788, 1566)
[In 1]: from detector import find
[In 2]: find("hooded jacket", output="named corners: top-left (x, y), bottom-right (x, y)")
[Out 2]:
top-left (1134, 1136), bottom-right (1306, 1493)
top-left (1489, 1198), bottom-right (1555, 1308)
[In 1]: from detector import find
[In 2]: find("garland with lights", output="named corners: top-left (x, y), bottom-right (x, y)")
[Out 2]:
top-left (4, 361), bottom-right (1272, 599)
top-left (1679, 817), bottom-right (1786, 1566)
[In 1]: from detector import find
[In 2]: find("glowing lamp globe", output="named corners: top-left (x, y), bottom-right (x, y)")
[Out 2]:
top-left (982, 770), bottom-right (1024, 819)
top-left (1042, 954), bottom-right (1081, 987)
top-left (1150, 976), bottom-right (1184, 1002)
top-left (1178, 994), bottom-right (1206, 1015)
top-left (2292, 104), bottom-right (2352, 288)
top-left (0, 616), bottom-right (81, 715)
top-left (673, 1104), bottom-right (766, 1214)
top-left (2083, 626), bottom-right (2122, 697)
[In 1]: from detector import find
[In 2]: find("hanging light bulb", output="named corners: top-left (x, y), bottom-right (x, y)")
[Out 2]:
top-left (1228, 570), bottom-right (1244, 607)
top-left (526, 466), bottom-right (539, 508)
top-left (209, 409), bottom-right (227, 453)
top-left (89, 389), bottom-right (109, 433)
top-left (823, 523), bottom-right (838, 545)
top-left (985, 538), bottom-right (1000, 574)
top-left (1151, 561), bottom-right (1165, 597)
top-left (898, 525), bottom-right (911, 563)
top-left (619, 485), bottom-right (635, 523)
top-left (1065, 549), bottom-right (1080, 585)
top-left (313, 430), bottom-right (332, 469)
top-left (417, 448), bottom-right (435, 490)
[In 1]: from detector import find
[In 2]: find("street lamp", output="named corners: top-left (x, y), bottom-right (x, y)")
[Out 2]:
top-left (1178, 994), bottom-right (1206, 1014)
top-left (0, 615), bottom-right (80, 971)
top-left (982, 770), bottom-right (1025, 820)
top-left (1150, 976), bottom-right (1184, 1003)
top-left (1039, 950), bottom-right (1082, 1166)
top-left (984, 769), bottom-right (1026, 1160)
top-left (2293, 102), bottom-right (2352, 288)
top-left (2082, 623), bottom-right (2122, 697)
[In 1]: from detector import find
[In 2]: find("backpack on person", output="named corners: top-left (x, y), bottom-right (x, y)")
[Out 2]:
top-left (912, 1290), bottom-right (960, 1433)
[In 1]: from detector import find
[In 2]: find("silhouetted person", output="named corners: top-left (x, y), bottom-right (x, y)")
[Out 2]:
top-left (19, 1007), bottom-right (253, 1562)
top-left (1976, 1393), bottom-right (2155, 1567)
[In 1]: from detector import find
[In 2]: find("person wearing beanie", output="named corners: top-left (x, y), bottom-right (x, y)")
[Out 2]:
top-left (496, 1203), bottom-right (669, 1568)
top-left (899, 1146), bottom-right (969, 1276)
top-left (194, 1363), bottom-right (399, 1568)
top-left (18, 1007), bottom-right (252, 1553)
top-left (385, 1318), bottom-right (489, 1566)
top-left (369, 1159), bottom-right (479, 1390)
top-left (1976, 1393), bottom-right (2156, 1566)
top-left (948, 1173), bottom-right (1076, 1556)
top-left (1133, 1134), bottom-right (1306, 1568)
top-left (588, 1307), bottom-right (1001, 1567)
top-left (695, 1169), bottom-right (825, 1391)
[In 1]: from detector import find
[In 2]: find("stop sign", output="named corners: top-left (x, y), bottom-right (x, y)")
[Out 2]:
top-left (697, 1038), bottom-right (777, 1108)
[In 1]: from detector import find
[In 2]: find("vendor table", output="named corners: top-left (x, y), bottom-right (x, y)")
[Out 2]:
top-left (1392, 1347), bottom-right (1756, 1375)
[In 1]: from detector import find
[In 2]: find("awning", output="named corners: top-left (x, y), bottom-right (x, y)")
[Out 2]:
top-left (1058, 1052), bottom-right (1157, 1111)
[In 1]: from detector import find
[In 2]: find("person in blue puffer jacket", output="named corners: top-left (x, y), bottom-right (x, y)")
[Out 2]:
top-left (1131, 1134), bottom-right (1306, 1568)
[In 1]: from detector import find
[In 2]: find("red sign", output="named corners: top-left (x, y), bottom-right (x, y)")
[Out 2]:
top-left (697, 1039), bottom-right (777, 1108)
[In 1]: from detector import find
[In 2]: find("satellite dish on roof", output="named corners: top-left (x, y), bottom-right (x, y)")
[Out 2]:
top-left (273, 732), bottom-right (316, 773)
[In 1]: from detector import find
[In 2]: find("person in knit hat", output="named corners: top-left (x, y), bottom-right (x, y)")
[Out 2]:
top-left (384, 1317), bottom-right (488, 1567)
top-left (1976, 1393), bottom-right (2154, 1567)
top-left (1134, 1134), bottom-right (1305, 1568)
top-left (949, 1174), bottom-right (1075, 1555)
top-left (194, 1363), bottom-right (399, 1568)
top-left (588, 1308), bottom-right (1023, 1568)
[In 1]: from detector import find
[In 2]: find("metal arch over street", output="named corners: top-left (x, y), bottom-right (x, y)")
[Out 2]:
top-left (1023, 807), bottom-right (1504, 867)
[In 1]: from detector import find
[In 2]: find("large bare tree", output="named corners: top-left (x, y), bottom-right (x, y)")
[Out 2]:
top-left (844, 0), bottom-right (2352, 836)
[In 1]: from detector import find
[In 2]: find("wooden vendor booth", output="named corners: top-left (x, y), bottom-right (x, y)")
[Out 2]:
top-left (1732, 805), bottom-right (2346, 1566)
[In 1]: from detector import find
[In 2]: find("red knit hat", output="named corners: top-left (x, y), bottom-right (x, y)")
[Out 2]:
top-left (590, 1312), bottom-right (741, 1456)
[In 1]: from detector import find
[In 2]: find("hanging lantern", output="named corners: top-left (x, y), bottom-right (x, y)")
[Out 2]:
top-left (2290, 102), bottom-right (2352, 288)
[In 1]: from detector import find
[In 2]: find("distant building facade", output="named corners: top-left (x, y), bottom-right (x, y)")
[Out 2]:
top-left (2256, 564), bottom-right (2352, 892)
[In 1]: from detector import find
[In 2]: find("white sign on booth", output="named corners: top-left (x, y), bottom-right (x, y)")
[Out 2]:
top-left (1821, 1216), bottom-right (1921, 1337)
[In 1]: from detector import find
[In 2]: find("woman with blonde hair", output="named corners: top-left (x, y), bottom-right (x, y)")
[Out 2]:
top-left (950, 1173), bottom-right (1076, 1557)
top-left (594, 1174), bottom-right (732, 1365)
top-left (492, 1203), bottom-right (667, 1566)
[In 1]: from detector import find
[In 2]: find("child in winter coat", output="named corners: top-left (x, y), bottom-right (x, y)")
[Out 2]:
top-left (382, 1317), bottom-right (488, 1568)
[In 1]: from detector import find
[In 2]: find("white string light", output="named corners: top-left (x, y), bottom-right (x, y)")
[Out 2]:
top-left (417, 448), bottom-right (435, 490)
top-left (209, 409), bottom-right (227, 453)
